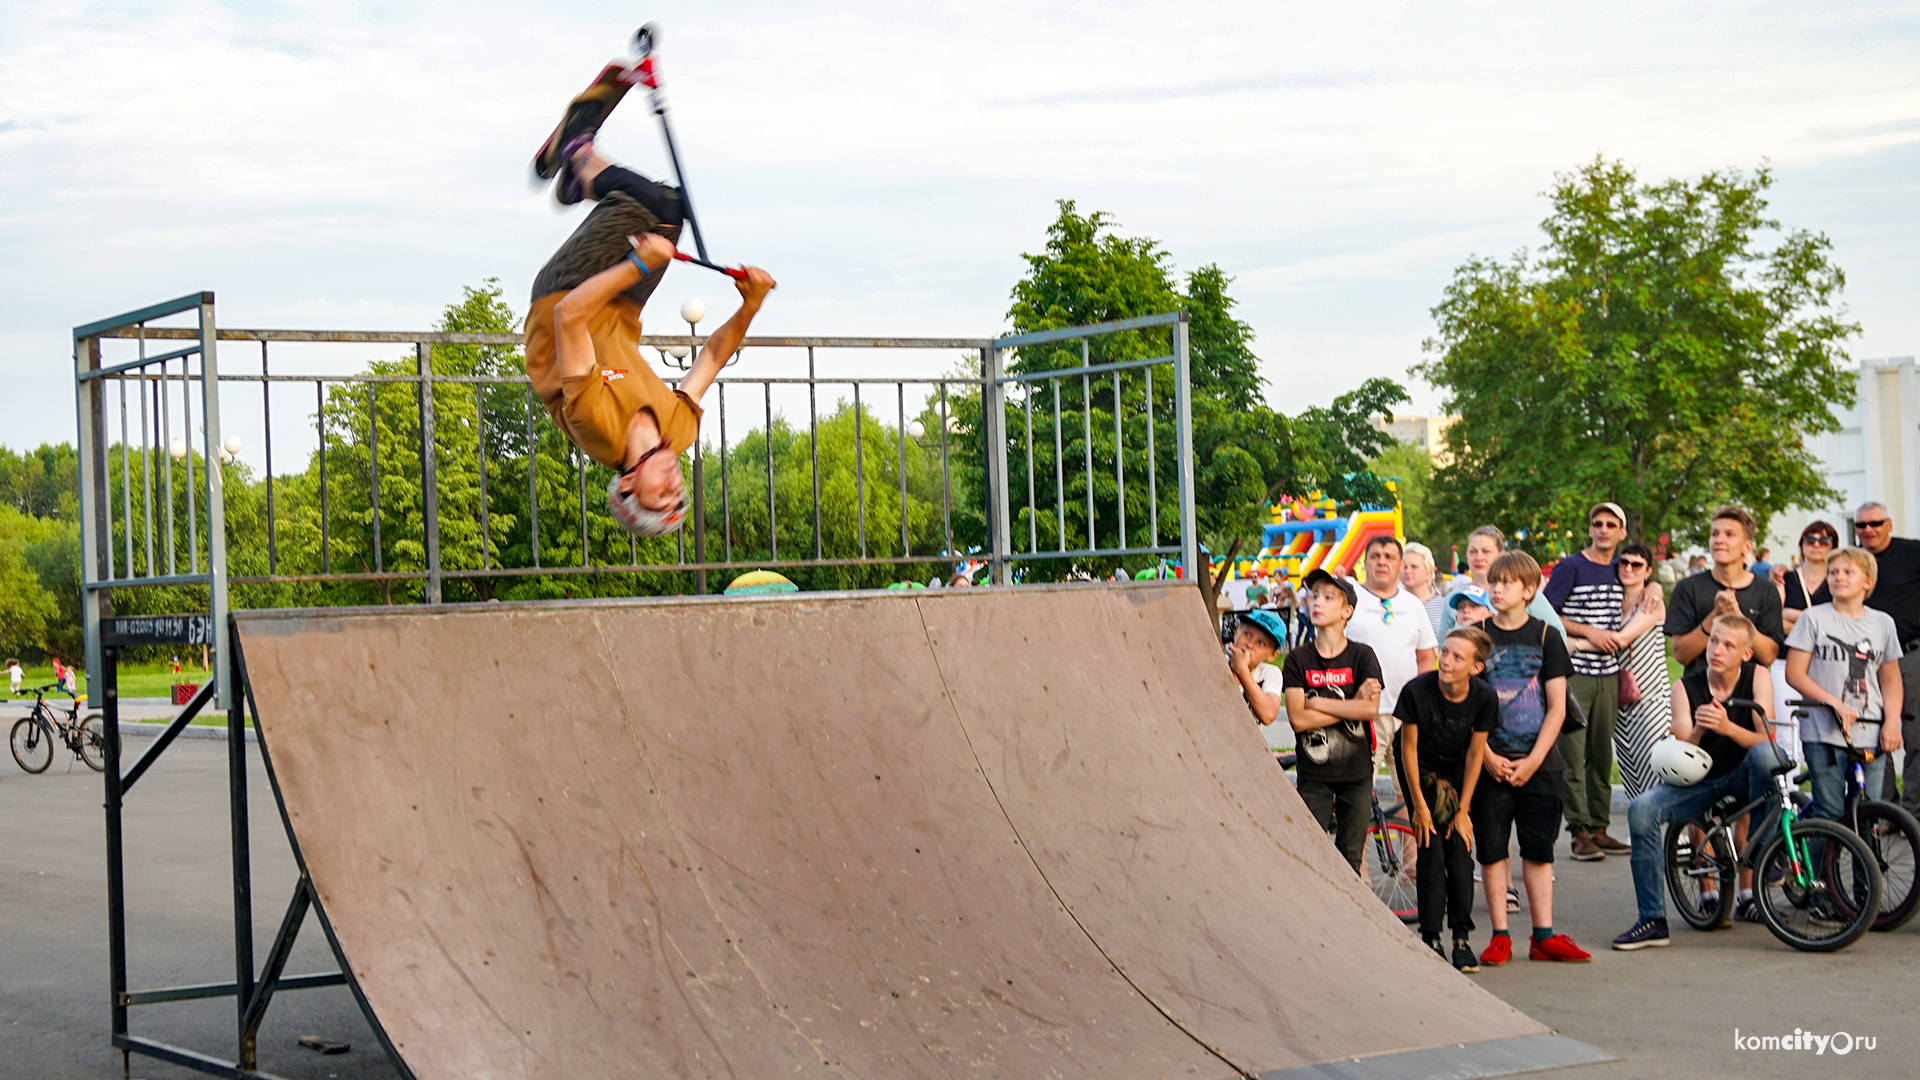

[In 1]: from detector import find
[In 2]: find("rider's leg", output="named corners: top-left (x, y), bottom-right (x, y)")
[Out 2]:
top-left (572, 142), bottom-right (684, 226)
top-left (1627, 780), bottom-right (1723, 920)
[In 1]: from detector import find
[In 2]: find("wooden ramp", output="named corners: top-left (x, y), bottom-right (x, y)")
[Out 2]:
top-left (234, 583), bottom-right (1605, 1080)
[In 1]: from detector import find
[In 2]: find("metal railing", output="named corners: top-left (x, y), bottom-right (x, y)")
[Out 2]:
top-left (76, 299), bottom-right (1196, 629)
top-left (71, 291), bottom-right (1195, 1080)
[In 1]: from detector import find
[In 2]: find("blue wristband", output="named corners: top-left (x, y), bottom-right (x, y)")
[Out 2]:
top-left (628, 251), bottom-right (651, 276)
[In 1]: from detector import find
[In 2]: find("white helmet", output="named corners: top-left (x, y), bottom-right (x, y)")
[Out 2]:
top-left (1651, 738), bottom-right (1713, 787)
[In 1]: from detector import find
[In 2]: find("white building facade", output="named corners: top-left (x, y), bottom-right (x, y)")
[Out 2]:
top-left (1769, 356), bottom-right (1920, 554)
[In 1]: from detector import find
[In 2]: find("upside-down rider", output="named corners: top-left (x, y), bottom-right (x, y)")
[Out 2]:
top-left (524, 76), bottom-right (775, 537)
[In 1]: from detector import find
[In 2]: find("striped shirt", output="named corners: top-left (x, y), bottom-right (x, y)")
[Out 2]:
top-left (1544, 553), bottom-right (1624, 677)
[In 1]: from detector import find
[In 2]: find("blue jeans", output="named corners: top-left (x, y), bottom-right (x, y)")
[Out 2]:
top-left (1627, 741), bottom-right (1785, 920)
top-left (1800, 741), bottom-right (1886, 823)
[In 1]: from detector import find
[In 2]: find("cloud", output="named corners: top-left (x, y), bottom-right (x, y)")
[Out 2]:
top-left (2, 0), bottom-right (1917, 446)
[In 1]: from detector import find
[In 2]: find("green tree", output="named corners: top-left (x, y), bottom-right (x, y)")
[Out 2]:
top-left (0, 506), bottom-right (61, 655)
top-left (1367, 441), bottom-right (1434, 550)
top-left (991, 201), bottom-right (1407, 575)
top-left (1419, 159), bottom-right (1858, 550)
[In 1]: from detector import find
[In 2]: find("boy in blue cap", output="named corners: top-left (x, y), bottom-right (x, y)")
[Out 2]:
top-left (1228, 609), bottom-right (1290, 726)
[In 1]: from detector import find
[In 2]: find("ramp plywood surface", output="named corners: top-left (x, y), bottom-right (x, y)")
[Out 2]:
top-left (236, 585), bottom-right (1555, 1080)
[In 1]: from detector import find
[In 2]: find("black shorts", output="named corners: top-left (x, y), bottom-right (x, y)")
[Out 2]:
top-left (1471, 770), bottom-right (1565, 865)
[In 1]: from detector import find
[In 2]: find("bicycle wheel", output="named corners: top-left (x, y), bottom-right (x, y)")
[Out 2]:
top-left (1367, 821), bottom-right (1419, 921)
top-left (77, 714), bottom-right (107, 773)
top-left (1853, 802), bottom-right (1920, 931)
top-left (1755, 819), bottom-right (1881, 952)
top-left (1663, 820), bottom-right (1733, 931)
top-left (10, 717), bottom-right (52, 774)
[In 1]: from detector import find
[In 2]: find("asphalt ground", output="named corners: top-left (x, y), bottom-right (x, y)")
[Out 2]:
top-left (4, 737), bottom-right (1913, 1080)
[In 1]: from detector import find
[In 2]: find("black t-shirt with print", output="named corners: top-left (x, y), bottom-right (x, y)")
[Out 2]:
top-left (1281, 639), bottom-right (1383, 785)
top-left (1393, 670), bottom-right (1501, 787)
top-left (1480, 617), bottom-right (1573, 772)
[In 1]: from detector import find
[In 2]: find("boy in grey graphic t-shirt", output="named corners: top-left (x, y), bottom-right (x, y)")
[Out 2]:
top-left (1784, 547), bottom-right (1906, 820)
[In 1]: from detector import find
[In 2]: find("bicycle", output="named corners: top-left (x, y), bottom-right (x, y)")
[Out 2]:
top-left (9, 684), bottom-right (106, 774)
top-left (1276, 750), bottom-right (1418, 921)
top-left (1662, 698), bottom-right (1883, 952)
top-left (1786, 700), bottom-right (1920, 932)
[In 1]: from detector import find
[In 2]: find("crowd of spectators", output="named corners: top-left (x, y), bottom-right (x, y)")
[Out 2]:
top-left (1226, 498), bottom-right (1919, 968)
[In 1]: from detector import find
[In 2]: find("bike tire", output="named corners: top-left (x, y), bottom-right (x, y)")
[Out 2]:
top-left (1853, 802), bottom-right (1920, 932)
top-left (77, 714), bottom-right (107, 773)
top-left (1367, 821), bottom-right (1419, 922)
top-left (1755, 819), bottom-right (1881, 952)
top-left (10, 717), bottom-right (52, 774)
top-left (1663, 820), bottom-right (1733, 931)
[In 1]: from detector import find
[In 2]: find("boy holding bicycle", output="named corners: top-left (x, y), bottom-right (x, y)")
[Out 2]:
top-left (1613, 613), bottom-right (1782, 950)
top-left (1395, 626), bottom-right (1499, 972)
top-left (1784, 546), bottom-right (1905, 822)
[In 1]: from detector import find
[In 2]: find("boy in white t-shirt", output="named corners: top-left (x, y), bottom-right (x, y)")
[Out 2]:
top-left (1784, 546), bottom-right (1905, 821)
top-left (6, 658), bottom-right (21, 695)
top-left (1228, 610), bottom-right (1289, 726)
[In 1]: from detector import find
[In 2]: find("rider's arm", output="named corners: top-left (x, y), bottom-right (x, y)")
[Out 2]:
top-left (678, 268), bottom-right (776, 404)
top-left (1880, 660), bottom-right (1904, 731)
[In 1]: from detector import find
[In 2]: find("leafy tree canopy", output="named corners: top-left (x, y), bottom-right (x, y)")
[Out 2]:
top-left (1000, 201), bottom-right (1407, 562)
top-left (1418, 158), bottom-right (1858, 551)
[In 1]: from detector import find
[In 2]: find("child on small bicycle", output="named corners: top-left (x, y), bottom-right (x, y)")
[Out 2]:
top-left (1227, 609), bottom-right (1289, 727)
top-left (1784, 545), bottom-right (1905, 821)
top-left (1282, 569), bottom-right (1384, 875)
top-left (1395, 625), bottom-right (1498, 972)
top-left (1471, 551), bottom-right (1588, 963)
top-left (1612, 613), bottom-right (1783, 950)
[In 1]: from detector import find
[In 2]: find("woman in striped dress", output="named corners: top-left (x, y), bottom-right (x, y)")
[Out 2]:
top-left (1611, 543), bottom-right (1670, 799)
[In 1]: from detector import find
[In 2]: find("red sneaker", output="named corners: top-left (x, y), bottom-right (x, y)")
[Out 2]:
top-left (1528, 933), bottom-right (1592, 962)
top-left (1479, 935), bottom-right (1513, 967)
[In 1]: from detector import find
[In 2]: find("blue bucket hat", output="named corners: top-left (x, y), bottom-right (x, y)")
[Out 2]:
top-left (1237, 609), bottom-right (1288, 650)
top-left (1448, 583), bottom-right (1493, 611)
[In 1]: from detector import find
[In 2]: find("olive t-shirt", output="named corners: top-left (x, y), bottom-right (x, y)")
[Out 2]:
top-left (1393, 671), bottom-right (1501, 787)
top-left (523, 292), bottom-right (704, 470)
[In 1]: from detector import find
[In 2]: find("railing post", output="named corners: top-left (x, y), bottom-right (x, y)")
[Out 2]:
top-left (693, 441), bottom-right (707, 594)
top-left (1172, 312), bottom-right (1199, 582)
top-left (76, 334), bottom-right (108, 688)
top-left (982, 345), bottom-right (1011, 585)
top-left (416, 343), bottom-right (442, 604)
top-left (200, 297), bottom-right (230, 708)
top-left (228, 622), bottom-right (255, 1067)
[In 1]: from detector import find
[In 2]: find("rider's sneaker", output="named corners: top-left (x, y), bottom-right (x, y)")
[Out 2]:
top-left (1611, 917), bottom-right (1670, 951)
top-left (533, 63), bottom-right (641, 181)
top-left (1698, 891), bottom-right (1719, 918)
top-left (1529, 933), bottom-right (1592, 962)
top-left (1733, 896), bottom-right (1762, 923)
top-left (1452, 939), bottom-right (1481, 973)
top-left (1479, 934), bottom-right (1513, 967)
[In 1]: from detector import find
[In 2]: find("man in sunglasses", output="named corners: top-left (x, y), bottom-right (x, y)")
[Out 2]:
top-left (1809, 502), bottom-right (1920, 808)
top-left (1544, 501), bottom-right (1630, 860)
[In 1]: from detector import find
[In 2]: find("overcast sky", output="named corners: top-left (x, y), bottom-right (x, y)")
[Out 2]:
top-left (3, 0), bottom-right (1916, 457)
